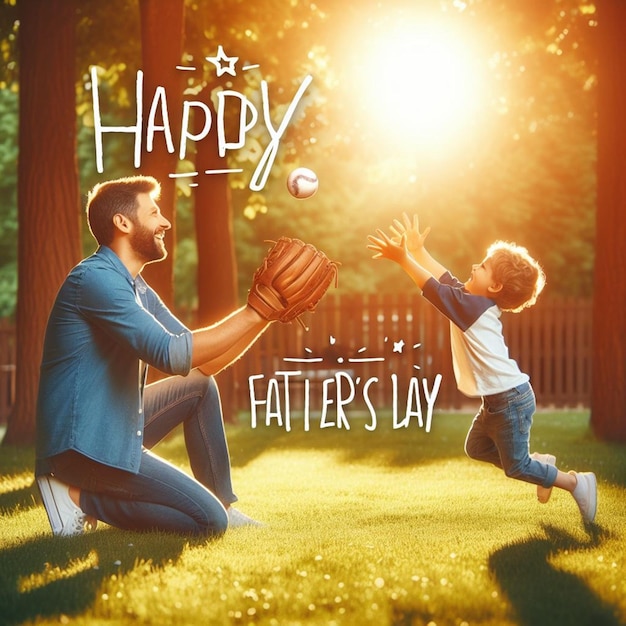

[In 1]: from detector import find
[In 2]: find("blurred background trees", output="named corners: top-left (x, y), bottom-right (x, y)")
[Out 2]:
top-left (0, 0), bottom-right (598, 317)
top-left (1, 0), bottom-right (622, 442)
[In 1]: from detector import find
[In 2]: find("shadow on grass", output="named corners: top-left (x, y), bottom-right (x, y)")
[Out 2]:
top-left (488, 523), bottom-right (620, 626)
top-left (220, 412), bottom-right (626, 500)
top-left (0, 482), bottom-right (39, 512)
top-left (0, 521), bottom-right (211, 625)
top-left (2, 413), bottom-right (624, 624)
top-left (225, 411), bottom-right (475, 469)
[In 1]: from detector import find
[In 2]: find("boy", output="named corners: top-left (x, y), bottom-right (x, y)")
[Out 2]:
top-left (367, 214), bottom-right (597, 523)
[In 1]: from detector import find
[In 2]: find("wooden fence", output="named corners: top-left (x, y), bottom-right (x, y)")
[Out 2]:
top-left (0, 294), bottom-right (592, 425)
top-left (229, 294), bottom-right (592, 414)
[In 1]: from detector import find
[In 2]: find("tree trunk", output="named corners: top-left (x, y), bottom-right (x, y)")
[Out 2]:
top-left (590, 0), bottom-right (626, 441)
top-left (3, 0), bottom-right (81, 446)
top-left (195, 95), bottom-right (238, 324)
top-left (137, 0), bottom-right (185, 308)
top-left (194, 89), bottom-right (239, 420)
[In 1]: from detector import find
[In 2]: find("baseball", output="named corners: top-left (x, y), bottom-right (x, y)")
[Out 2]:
top-left (287, 167), bottom-right (319, 199)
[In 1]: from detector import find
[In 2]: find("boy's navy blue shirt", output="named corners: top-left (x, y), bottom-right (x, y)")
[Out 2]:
top-left (35, 246), bottom-right (192, 475)
top-left (422, 271), bottom-right (528, 398)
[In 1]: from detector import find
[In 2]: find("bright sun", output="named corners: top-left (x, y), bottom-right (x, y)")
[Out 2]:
top-left (357, 20), bottom-right (485, 150)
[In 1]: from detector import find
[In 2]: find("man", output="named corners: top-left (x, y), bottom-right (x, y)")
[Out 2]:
top-left (36, 175), bottom-right (279, 537)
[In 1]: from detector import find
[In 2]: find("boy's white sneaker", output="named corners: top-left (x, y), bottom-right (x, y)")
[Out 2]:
top-left (227, 507), bottom-right (263, 528)
top-left (570, 471), bottom-right (597, 523)
top-left (531, 452), bottom-right (556, 503)
top-left (37, 474), bottom-right (97, 537)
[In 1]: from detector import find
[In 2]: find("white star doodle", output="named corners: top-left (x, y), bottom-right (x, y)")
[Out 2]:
top-left (284, 335), bottom-right (428, 368)
top-left (393, 339), bottom-right (405, 353)
top-left (206, 45), bottom-right (239, 77)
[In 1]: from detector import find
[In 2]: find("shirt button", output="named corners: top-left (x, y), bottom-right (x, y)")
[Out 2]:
top-left (136, 430), bottom-right (142, 436)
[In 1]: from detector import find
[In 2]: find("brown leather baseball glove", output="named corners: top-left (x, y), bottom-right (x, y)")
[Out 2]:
top-left (247, 237), bottom-right (339, 328)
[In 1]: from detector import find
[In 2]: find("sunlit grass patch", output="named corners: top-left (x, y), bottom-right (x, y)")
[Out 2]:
top-left (0, 471), bottom-right (34, 496)
top-left (18, 550), bottom-right (100, 594)
top-left (1, 411), bottom-right (625, 625)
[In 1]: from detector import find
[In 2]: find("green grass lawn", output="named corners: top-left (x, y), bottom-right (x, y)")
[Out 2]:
top-left (1, 411), bottom-right (625, 626)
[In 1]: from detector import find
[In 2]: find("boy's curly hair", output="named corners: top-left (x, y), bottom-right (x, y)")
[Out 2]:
top-left (487, 241), bottom-right (546, 312)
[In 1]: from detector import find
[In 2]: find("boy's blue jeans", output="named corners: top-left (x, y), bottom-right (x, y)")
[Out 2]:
top-left (464, 382), bottom-right (558, 488)
top-left (48, 370), bottom-right (236, 537)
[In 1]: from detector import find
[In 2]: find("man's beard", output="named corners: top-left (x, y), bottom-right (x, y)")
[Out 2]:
top-left (130, 222), bottom-right (167, 264)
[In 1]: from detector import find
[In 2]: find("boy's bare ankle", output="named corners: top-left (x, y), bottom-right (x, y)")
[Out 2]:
top-left (554, 469), bottom-right (578, 493)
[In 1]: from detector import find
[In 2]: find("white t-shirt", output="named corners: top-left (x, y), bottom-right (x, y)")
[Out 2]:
top-left (422, 272), bottom-right (529, 398)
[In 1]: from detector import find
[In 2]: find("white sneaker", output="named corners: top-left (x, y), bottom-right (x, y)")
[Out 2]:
top-left (227, 507), bottom-right (263, 528)
top-left (531, 452), bottom-right (556, 503)
top-left (570, 471), bottom-right (597, 523)
top-left (37, 475), bottom-right (97, 537)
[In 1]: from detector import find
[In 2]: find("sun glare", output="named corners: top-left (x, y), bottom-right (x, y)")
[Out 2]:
top-left (358, 21), bottom-right (485, 150)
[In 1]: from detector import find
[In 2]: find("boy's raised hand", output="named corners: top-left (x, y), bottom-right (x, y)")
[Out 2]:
top-left (369, 214), bottom-right (442, 289)
top-left (390, 213), bottom-right (431, 257)
top-left (367, 229), bottom-right (409, 265)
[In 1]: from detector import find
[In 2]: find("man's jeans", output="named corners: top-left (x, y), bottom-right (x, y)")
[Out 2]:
top-left (49, 370), bottom-right (236, 537)
top-left (464, 382), bottom-right (558, 488)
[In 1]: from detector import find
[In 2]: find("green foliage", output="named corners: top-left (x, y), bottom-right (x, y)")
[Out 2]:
top-left (0, 87), bottom-right (17, 318)
top-left (226, 0), bottom-right (598, 298)
top-left (0, 0), bottom-right (18, 87)
top-left (0, 0), bottom-right (599, 318)
top-left (1, 412), bottom-right (625, 625)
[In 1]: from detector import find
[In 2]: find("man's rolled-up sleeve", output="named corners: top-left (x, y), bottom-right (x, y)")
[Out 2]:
top-left (168, 331), bottom-right (193, 376)
top-left (78, 268), bottom-right (193, 375)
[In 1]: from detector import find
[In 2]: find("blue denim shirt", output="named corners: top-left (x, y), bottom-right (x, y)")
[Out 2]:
top-left (35, 246), bottom-right (192, 475)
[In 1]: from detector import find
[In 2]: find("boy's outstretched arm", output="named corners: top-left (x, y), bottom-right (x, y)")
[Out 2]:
top-left (389, 213), bottom-right (448, 279)
top-left (367, 230), bottom-right (433, 290)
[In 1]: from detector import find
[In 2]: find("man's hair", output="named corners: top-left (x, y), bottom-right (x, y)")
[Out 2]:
top-left (486, 241), bottom-right (546, 312)
top-left (86, 176), bottom-right (161, 246)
